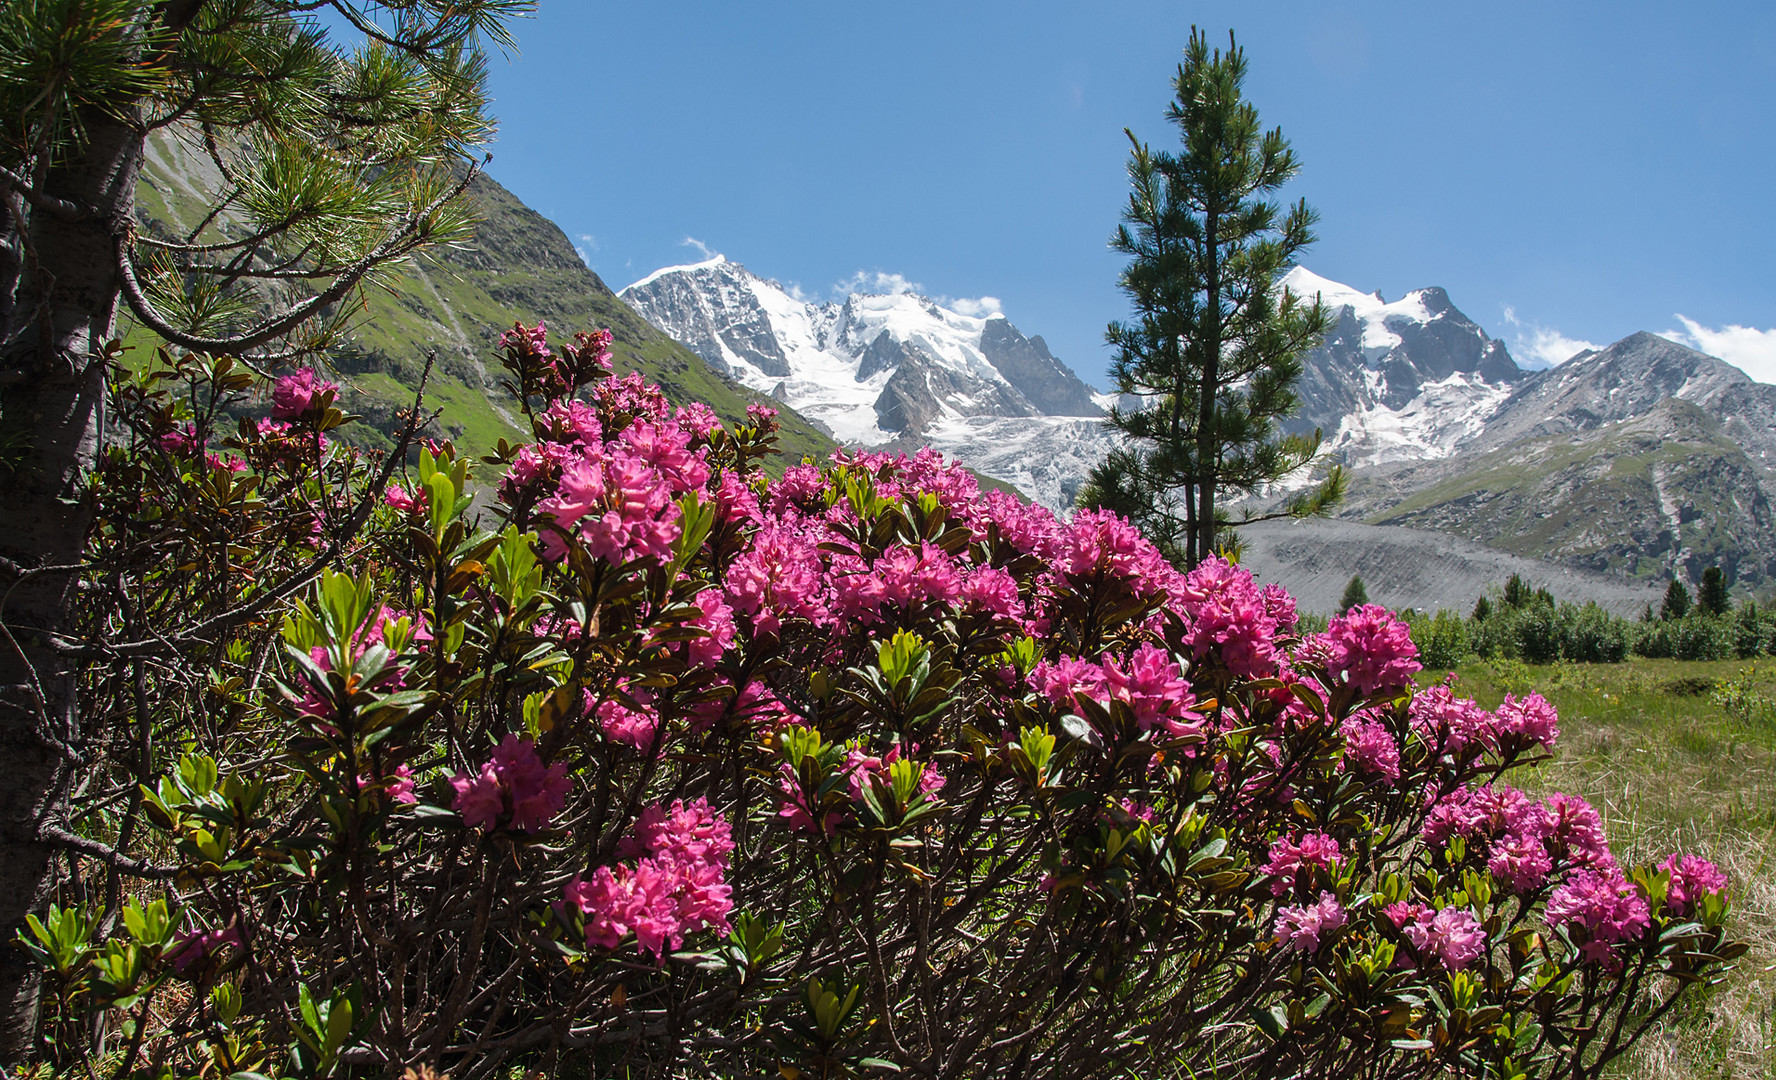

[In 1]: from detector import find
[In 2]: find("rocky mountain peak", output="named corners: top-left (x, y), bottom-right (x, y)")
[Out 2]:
top-left (1280, 267), bottom-right (1525, 467)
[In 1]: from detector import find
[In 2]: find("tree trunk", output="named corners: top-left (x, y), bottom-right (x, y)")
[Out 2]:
top-left (0, 109), bottom-right (142, 1064)
top-left (1195, 207), bottom-right (1221, 567)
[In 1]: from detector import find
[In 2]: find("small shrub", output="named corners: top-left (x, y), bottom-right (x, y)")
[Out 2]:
top-left (1407, 608), bottom-right (1471, 669)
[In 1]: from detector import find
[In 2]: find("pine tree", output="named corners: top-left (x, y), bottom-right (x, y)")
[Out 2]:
top-left (1698, 566), bottom-right (1729, 616)
top-left (1082, 28), bottom-right (1343, 567)
top-left (1340, 574), bottom-right (1369, 613)
top-left (1661, 579), bottom-right (1692, 622)
top-left (1503, 573), bottom-right (1530, 609)
top-left (1472, 594), bottom-right (1492, 622)
top-left (0, 1), bottom-right (526, 1056)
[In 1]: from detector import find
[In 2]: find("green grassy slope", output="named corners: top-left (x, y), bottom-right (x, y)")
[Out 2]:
top-left (1369, 400), bottom-right (1776, 589)
top-left (130, 132), bottom-right (834, 471)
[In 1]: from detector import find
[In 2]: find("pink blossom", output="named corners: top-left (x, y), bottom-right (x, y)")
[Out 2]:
top-left (621, 797), bottom-right (736, 868)
top-left (725, 522), bottom-right (828, 636)
top-left (1274, 892), bottom-right (1347, 952)
top-left (775, 762), bottom-right (841, 836)
top-left (1034, 656), bottom-right (1107, 709)
top-left (683, 590), bottom-right (736, 668)
top-left (163, 926), bottom-right (243, 974)
top-left (1259, 583), bottom-right (1299, 632)
top-left (674, 402), bottom-right (721, 438)
top-left (961, 565), bottom-right (1023, 622)
top-left (205, 452), bottom-right (247, 473)
top-left (449, 735), bottom-right (571, 832)
top-left (595, 687), bottom-right (662, 750)
top-left (384, 484), bottom-right (425, 515)
top-left (1547, 868), bottom-right (1651, 965)
top-left (975, 489), bottom-right (1060, 559)
top-left (1340, 716), bottom-right (1401, 780)
top-left (1265, 832), bottom-right (1342, 897)
top-left (270, 368), bottom-right (337, 419)
top-left (358, 763), bottom-right (417, 805)
top-left (1659, 854), bottom-right (1728, 916)
top-left (1496, 692), bottom-right (1560, 749)
top-left (1055, 509), bottom-right (1173, 598)
top-left (1101, 643), bottom-right (1203, 739)
top-left (536, 448), bottom-right (681, 565)
top-left (1383, 900), bottom-right (1431, 929)
top-left (1402, 907), bottom-right (1487, 971)
top-left (1542, 792), bottom-right (1615, 871)
top-left (538, 398), bottom-right (603, 446)
top-left (1316, 604), bottom-right (1421, 696)
top-left (768, 463), bottom-right (826, 514)
top-left (713, 470), bottom-right (763, 525)
top-left (1408, 682), bottom-right (1500, 752)
top-left (619, 419), bottom-right (710, 494)
top-left (1487, 834), bottom-right (1553, 892)
top-left (157, 425), bottom-right (199, 455)
top-left (1174, 557), bottom-right (1279, 678)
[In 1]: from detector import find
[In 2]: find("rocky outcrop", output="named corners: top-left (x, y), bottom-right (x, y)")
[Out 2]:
top-left (978, 319), bottom-right (1101, 416)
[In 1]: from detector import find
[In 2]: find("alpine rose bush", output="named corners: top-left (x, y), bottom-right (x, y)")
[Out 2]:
top-left (27, 325), bottom-right (1745, 1080)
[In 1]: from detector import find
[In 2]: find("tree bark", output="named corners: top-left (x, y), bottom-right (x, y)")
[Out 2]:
top-left (1195, 204), bottom-right (1221, 566)
top-left (0, 108), bottom-right (142, 1063)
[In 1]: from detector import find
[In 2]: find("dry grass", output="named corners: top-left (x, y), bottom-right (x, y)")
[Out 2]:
top-left (1445, 657), bottom-right (1776, 1079)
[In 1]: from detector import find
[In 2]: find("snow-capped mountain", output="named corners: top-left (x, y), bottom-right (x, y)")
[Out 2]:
top-left (620, 256), bottom-right (1111, 509)
top-left (1279, 267), bottom-right (1526, 468)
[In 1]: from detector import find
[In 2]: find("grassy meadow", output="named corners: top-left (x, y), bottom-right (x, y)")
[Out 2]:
top-left (1435, 658), bottom-right (1776, 1078)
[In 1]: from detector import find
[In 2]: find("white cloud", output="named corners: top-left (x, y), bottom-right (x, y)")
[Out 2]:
top-left (680, 236), bottom-right (718, 261)
top-left (945, 295), bottom-right (1003, 318)
top-left (835, 270), bottom-right (920, 297)
top-left (1500, 305), bottom-right (1600, 369)
top-left (1664, 316), bottom-right (1776, 384)
top-left (573, 233), bottom-right (599, 267)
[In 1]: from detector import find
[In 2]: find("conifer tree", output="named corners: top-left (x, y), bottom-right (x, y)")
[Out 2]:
top-left (0, 1), bottom-right (527, 1055)
top-left (1083, 28), bottom-right (1343, 567)
top-left (1661, 579), bottom-right (1693, 622)
top-left (1339, 573), bottom-right (1368, 613)
top-left (1699, 566), bottom-right (1729, 616)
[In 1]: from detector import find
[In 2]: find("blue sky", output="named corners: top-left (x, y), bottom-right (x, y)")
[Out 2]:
top-left (478, 2), bottom-right (1776, 387)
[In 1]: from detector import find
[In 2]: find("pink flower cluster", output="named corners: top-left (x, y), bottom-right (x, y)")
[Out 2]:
top-left (563, 798), bottom-right (734, 958)
top-left (1340, 715), bottom-right (1401, 780)
top-left (593, 685), bottom-right (661, 750)
top-left (1660, 854), bottom-right (1728, 916)
top-left (1033, 643), bottom-right (1204, 740)
top-left (1274, 892), bottom-right (1347, 952)
top-left (163, 925), bottom-right (244, 974)
top-left (1408, 682), bottom-right (1559, 756)
top-left (158, 425), bottom-right (200, 455)
top-left (525, 411), bottom-right (710, 565)
top-left (1264, 832), bottom-right (1342, 897)
top-left (1174, 557), bottom-right (1279, 679)
top-left (842, 744), bottom-right (947, 803)
top-left (1422, 784), bottom-right (1616, 895)
top-left (270, 368), bottom-right (337, 420)
top-left (292, 606), bottom-right (428, 721)
top-left (1386, 903), bottom-right (1487, 970)
top-left (1310, 604), bottom-right (1422, 696)
top-left (1547, 869), bottom-right (1651, 964)
top-left (449, 735), bottom-right (571, 832)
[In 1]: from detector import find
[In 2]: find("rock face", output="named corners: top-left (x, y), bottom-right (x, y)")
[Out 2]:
top-left (1278, 267), bottom-right (1526, 467)
top-left (1335, 333), bottom-right (1776, 592)
top-left (620, 255), bottom-right (1112, 509)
